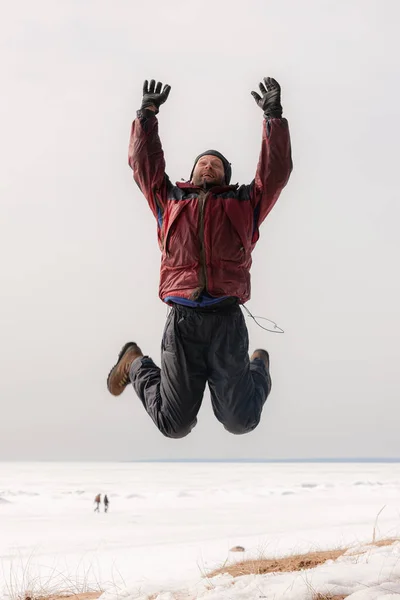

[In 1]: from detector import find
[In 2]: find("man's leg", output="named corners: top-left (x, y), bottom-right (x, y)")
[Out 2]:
top-left (207, 306), bottom-right (272, 435)
top-left (128, 306), bottom-right (208, 438)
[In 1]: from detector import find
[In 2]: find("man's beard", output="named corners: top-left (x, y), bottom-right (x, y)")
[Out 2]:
top-left (202, 177), bottom-right (222, 189)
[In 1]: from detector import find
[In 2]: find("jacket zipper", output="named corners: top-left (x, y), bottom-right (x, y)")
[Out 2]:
top-left (195, 190), bottom-right (209, 298)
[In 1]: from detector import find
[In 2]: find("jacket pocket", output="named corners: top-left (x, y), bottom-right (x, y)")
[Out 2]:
top-left (162, 200), bottom-right (191, 256)
top-left (219, 201), bottom-right (252, 262)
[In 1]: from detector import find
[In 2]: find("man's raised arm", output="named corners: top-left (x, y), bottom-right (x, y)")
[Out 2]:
top-left (128, 79), bottom-right (171, 221)
top-left (249, 77), bottom-right (293, 231)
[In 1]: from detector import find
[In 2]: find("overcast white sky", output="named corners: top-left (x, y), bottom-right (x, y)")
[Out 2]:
top-left (1, 0), bottom-right (399, 460)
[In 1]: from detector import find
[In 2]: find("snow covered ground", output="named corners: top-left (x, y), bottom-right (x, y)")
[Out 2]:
top-left (113, 542), bottom-right (400, 599)
top-left (1, 462), bottom-right (400, 599)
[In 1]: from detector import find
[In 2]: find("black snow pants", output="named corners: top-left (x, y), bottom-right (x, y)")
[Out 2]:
top-left (129, 300), bottom-right (272, 438)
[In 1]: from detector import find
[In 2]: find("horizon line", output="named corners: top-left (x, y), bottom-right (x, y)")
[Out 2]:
top-left (1, 457), bottom-right (400, 463)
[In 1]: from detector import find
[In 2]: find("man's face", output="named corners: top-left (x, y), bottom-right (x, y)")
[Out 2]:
top-left (191, 155), bottom-right (225, 187)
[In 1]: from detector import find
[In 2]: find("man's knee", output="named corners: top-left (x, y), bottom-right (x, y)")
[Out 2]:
top-left (158, 418), bottom-right (197, 439)
top-left (222, 415), bottom-right (261, 435)
top-left (161, 426), bottom-right (191, 439)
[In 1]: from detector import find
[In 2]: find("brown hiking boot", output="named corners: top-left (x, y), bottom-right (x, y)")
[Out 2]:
top-left (250, 349), bottom-right (270, 369)
top-left (107, 342), bottom-right (143, 396)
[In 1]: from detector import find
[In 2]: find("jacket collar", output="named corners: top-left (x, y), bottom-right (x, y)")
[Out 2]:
top-left (176, 181), bottom-right (239, 193)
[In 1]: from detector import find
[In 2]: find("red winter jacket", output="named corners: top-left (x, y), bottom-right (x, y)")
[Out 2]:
top-left (128, 114), bottom-right (292, 304)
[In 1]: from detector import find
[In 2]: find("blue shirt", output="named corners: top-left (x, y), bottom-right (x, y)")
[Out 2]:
top-left (164, 292), bottom-right (229, 308)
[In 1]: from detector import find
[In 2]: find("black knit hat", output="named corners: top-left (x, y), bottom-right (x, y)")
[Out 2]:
top-left (190, 150), bottom-right (232, 185)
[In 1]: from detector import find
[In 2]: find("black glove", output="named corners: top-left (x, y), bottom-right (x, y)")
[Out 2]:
top-left (251, 77), bottom-right (282, 119)
top-left (141, 79), bottom-right (171, 114)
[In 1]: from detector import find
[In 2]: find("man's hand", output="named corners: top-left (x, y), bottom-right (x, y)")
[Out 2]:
top-left (251, 77), bottom-right (282, 118)
top-left (141, 79), bottom-right (171, 114)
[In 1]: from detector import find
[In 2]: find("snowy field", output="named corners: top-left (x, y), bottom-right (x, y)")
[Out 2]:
top-left (1, 462), bottom-right (400, 599)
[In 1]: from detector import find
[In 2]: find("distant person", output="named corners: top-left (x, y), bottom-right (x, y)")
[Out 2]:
top-left (94, 493), bottom-right (101, 512)
top-left (104, 494), bottom-right (109, 513)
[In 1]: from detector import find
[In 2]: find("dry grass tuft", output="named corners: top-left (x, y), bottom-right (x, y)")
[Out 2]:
top-left (208, 536), bottom-right (400, 580)
top-left (312, 595), bottom-right (348, 600)
top-left (372, 537), bottom-right (400, 548)
top-left (208, 548), bottom-right (346, 578)
top-left (24, 593), bottom-right (101, 600)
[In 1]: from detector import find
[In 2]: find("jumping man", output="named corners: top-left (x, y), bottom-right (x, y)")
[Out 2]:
top-left (107, 77), bottom-right (292, 439)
